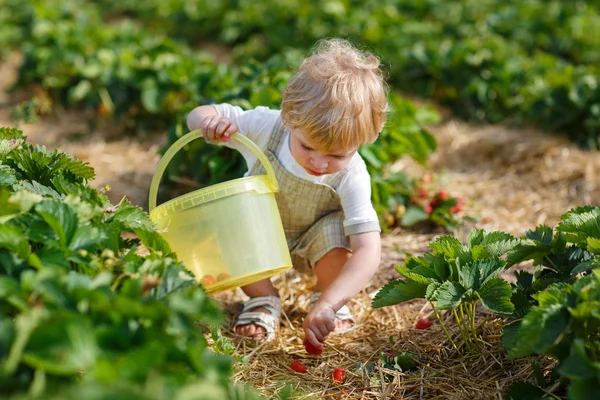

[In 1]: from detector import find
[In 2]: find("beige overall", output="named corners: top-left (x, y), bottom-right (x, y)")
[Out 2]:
top-left (249, 119), bottom-right (377, 269)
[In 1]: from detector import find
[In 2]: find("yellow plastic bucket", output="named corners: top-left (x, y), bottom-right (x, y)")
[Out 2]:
top-left (148, 129), bottom-right (292, 294)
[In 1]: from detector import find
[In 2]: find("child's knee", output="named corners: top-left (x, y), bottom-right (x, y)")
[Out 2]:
top-left (313, 247), bottom-right (351, 273)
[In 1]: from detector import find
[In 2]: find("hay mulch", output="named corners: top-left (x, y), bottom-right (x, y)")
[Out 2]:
top-left (212, 269), bottom-right (554, 400)
top-left (2, 53), bottom-right (597, 398)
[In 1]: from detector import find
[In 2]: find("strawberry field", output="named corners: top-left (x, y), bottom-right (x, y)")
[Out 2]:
top-left (1, 1), bottom-right (600, 399)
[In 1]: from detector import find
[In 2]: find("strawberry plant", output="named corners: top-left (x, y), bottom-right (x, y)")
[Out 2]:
top-left (372, 229), bottom-right (520, 354)
top-left (504, 207), bottom-right (600, 320)
top-left (503, 270), bottom-right (600, 400)
top-left (500, 206), bottom-right (600, 399)
top-left (0, 127), bottom-right (262, 399)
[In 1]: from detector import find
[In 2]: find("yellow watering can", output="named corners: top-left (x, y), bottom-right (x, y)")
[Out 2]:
top-left (148, 129), bottom-right (292, 294)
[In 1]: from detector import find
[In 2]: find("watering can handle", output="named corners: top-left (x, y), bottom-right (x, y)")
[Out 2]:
top-left (148, 129), bottom-right (278, 213)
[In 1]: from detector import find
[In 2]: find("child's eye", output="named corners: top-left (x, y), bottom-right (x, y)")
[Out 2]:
top-left (301, 143), bottom-right (312, 151)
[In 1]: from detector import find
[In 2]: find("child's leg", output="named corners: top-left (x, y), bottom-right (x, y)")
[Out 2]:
top-left (235, 278), bottom-right (279, 338)
top-left (313, 247), bottom-right (353, 330)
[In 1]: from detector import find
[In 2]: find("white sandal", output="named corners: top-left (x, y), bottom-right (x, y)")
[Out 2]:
top-left (233, 295), bottom-right (281, 341)
top-left (310, 292), bottom-right (355, 329)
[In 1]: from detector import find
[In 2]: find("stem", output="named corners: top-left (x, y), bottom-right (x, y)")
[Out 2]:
top-left (29, 369), bottom-right (45, 397)
top-left (430, 302), bottom-right (461, 355)
top-left (544, 255), bottom-right (560, 273)
top-left (469, 302), bottom-right (481, 350)
top-left (453, 308), bottom-right (472, 351)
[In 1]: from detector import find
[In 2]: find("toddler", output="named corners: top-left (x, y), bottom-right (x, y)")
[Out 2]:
top-left (186, 38), bottom-right (387, 350)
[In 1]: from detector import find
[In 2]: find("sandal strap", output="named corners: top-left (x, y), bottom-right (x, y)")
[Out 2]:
top-left (234, 295), bottom-right (282, 342)
top-left (240, 295), bottom-right (281, 318)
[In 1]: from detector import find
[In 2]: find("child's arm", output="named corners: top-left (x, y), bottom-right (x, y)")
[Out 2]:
top-left (303, 231), bottom-right (381, 347)
top-left (187, 105), bottom-right (238, 142)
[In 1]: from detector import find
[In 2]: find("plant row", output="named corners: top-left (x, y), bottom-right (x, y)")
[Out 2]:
top-left (0, 127), bottom-right (265, 399)
top-left (373, 206), bottom-right (600, 399)
top-left (7, 0), bottom-right (465, 231)
top-left (84, 0), bottom-right (600, 148)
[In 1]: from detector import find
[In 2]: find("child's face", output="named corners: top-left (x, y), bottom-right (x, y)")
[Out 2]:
top-left (289, 128), bottom-right (356, 176)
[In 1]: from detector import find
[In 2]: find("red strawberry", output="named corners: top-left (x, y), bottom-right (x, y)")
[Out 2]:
top-left (417, 187), bottom-right (428, 198)
top-left (331, 367), bottom-right (345, 383)
top-left (290, 360), bottom-right (307, 373)
top-left (415, 318), bottom-right (431, 330)
top-left (303, 338), bottom-right (323, 355)
top-left (437, 190), bottom-right (449, 201)
top-left (424, 204), bottom-right (433, 215)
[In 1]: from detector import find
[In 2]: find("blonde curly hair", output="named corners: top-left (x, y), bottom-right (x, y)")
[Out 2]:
top-left (281, 38), bottom-right (388, 152)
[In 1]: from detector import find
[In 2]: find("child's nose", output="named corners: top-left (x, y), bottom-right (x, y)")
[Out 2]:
top-left (311, 156), bottom-right (328, 169)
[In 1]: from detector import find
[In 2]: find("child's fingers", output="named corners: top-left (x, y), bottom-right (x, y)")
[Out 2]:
top-left (200, 116), bottom-right (217, 141)
top-left (223, 122), bottom-right (239, 140)
top-left (304, 329), bottom-right (322, 349)
top-left (216, 119), bottom-right (236, 142)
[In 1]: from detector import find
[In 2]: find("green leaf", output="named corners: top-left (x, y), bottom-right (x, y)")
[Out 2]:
top-left (395, 261), bottom-right (439, 284)
top-left (0, 165), bottom-right (17, 187)
top-left (518, 303), bottom-right (570, 355)
top-left (467, 229), bottom-right (485, 248)
top-left (359, 146), bottom-right (383, 169)
top-left (35, 200), bottom-right (79, 248)
top-left (0, 276), bottom-right (20, 298)
top-left (560, 339), bottom-right (598, 380)
top-left (69, 79), bottom-right (92, 102)
top-left (588, 237), bottom-right (600, 254)
top-left (472, 232), bottom-right (520, 259)
top-left (478, 278), bottom-right (515, 314)
top-left (24, 315), bottom-right (98, 376)
top-left (503, 381), bottom-right (546, 400)
top-left (414, 105), bottom-right (441, 126)
top-left (401, 206), bottom-right (428, 227)
top-left (0, 223), bottom-right (29, 258)
top-left (429, 236), bottom-right (464, 259)
top-left (571, 261), bottom-right (594, 275)
top-left (371, 279), bottom-right (428, 308)
top-left (435, 281), bottom-right (466, 309)
top-left (69, 225), bottom-right (106, 251)
top-left (567, 378), bottom-right (600, 400)
top-left (524, 225), bottom-right (554, 246)
top-left (13, 181), bottom-right (62, 199)
top-left (394, 352), bottom-right (417, 372)
top-left (503, 320), bottom-right (532, 359)
top-left (425, 282), bottom-right (441, 301)
top-left (506, 244), bottom-right (548, 267)
top-left (141, 79), bottom-right (160, 112)
top-left (557, 207), bottom-right (600, 246)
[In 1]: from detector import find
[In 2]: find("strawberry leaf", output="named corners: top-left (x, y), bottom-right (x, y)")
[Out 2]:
top-left (35, 200), bottom-right (79, 249)
top-left (467, 229), bottom-right (485, 248)
top-left (559, 339), bottom-right (598, 380)
top-left (371, 279), bottom-right (428, 308)
top-left (477, 277), bottom-right (514, 314)
top-left (429, 236), bottom-right (464, 259)
top-left (400, 206), bottom-right (428, 227)
top-left (0, 224), bottom-right (29, 259)
top-left (0, 165), bottom-right (17, 187)
top-left (557, 207), bottom-right (600, 246)
top-left (435, 281), bottom-right (466, 309)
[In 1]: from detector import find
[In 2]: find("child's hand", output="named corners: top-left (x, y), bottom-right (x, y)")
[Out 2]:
top-left (200, 115), bottom-right (238, 142)
top-left (303, 302), bottom-right (336, 349)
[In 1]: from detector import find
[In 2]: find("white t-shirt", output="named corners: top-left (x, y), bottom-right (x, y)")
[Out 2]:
top-left (212, 103), bottom-right (380, 234)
